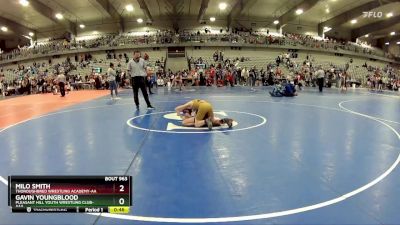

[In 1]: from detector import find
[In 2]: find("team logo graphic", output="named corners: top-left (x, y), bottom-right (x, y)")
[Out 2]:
top-left (26, 207), bottom-right (31, 213)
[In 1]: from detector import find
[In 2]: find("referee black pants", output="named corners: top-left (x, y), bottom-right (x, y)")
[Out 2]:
top-left (59, 82), bottom-right (65, 97)
top-left (317, 78), bottom-right (324, 92)
top-left (131, 76), bottom-right (151, 107)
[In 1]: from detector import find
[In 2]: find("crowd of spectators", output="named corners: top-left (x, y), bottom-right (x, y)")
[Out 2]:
top-left (0, 51), bottom-right (167, 97)
top-left (0, 57), bottom-right (77, 96)
top-left (158, 50), bottom-right (399, 93)
top-left (365, 64), bottom-right (400, 91)
top-left (1, 47), bottom-right (399, 98)
top-left (0, 29), bottom-right (395, 63)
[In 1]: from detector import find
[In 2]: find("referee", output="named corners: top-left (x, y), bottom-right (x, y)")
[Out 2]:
top-left (127, 50), bottom-right (154, 110)
top-left (56, 72), bottom-right (66, 97)
top-left (316, 66), bottom-right (325, 92)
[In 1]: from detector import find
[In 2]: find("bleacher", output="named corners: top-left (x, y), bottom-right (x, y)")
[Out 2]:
top-left (1, 31), bottom-right (397, 90)
top-left (1, 49), bottom-right (166, 84)
top-left (1, 30), bottom-right (397, 65)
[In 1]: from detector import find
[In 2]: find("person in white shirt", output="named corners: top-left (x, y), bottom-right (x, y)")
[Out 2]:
top-left (157, 76), bottom-right (165, 86)
top-left (242, 67), bottom-right (249, 86)
top-left (107, 63), bottom-right (119, 100)
top-left (56, 72), bottom-right (66, 97)
top-left (315, 67), bottom-right (325, 92)
top-left (126, 50), bottom-right (154, 110)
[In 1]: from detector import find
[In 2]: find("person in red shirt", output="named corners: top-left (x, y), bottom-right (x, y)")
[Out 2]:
top-left (226, 70), bottom-right (234, 87)
top-left (210, 66), bottom-right (216, 85)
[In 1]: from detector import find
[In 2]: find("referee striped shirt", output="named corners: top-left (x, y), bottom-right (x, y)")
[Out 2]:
top-left (127, 58), bottom-right (148, 77)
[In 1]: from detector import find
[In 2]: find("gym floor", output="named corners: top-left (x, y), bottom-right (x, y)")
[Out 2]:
top-left (0, 87), bottom-right (399, 225)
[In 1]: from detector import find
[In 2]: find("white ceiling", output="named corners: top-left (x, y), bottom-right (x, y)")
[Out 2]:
top-left (300, 0), bottom-right (373, 24)
top-left (0, 0), bottom-right (55, 29)
top-left (341, 1), bottom-right (400, 29)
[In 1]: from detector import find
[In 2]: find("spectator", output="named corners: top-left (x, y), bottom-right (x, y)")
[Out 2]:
top-left (107, 63), bottom-right (119, 100)
top-left (157, 76), bottom-right (165, 86)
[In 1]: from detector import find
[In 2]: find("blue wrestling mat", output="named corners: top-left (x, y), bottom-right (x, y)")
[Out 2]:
top-left (1, 86), bottom-right (400, 225)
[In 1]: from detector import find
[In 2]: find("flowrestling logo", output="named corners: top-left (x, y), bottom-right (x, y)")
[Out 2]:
top-left (363, 11), bottom-right (383, 18)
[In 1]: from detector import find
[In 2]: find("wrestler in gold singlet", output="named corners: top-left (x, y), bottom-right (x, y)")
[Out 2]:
top-left (175, 99), bottom-right (233, 130)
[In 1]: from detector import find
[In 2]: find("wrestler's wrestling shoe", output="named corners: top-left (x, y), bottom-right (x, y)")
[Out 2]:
top-left (205, 118), bottom-right (213, 130)
top-left (221, 118), bottom-right (233, 128)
